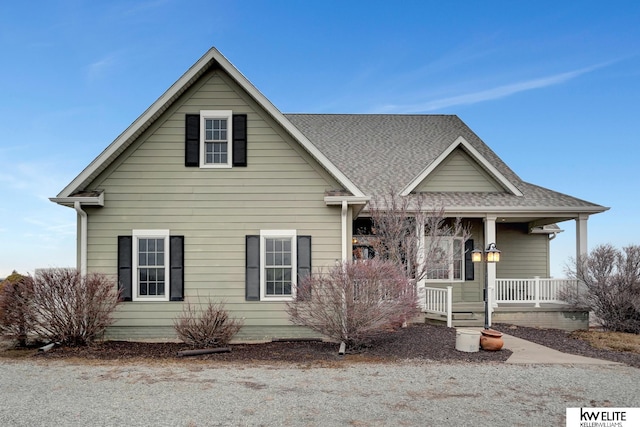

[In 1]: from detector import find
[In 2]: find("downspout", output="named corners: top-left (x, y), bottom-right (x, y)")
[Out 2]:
top-left (341, 200), bottom-right (348, 262)
top-left (74, 201), bottom-right (88, 276)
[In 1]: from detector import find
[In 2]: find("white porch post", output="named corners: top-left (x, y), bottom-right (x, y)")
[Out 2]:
top-left (416, 220), bottom-right (426, 311)
top-left (341, 201), bottom-right (349, 262)
top-left (484, 216), bottom-right (497, 326)
top-left (576, 214), bottom-right (589, 264)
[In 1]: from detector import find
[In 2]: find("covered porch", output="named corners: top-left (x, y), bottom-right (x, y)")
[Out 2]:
top-left (421, 277), bottom-right (588, 331)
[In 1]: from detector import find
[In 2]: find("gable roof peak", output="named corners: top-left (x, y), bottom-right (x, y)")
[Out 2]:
top-left (54, 47), bottom-right (365, 200)
top-left (400, 136), bottom-right (523, 196)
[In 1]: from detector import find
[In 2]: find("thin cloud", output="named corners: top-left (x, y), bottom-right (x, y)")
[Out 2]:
top-left (86, 53), bottom-right (119, 82)
top-left (379, 61), bottom-right (614, 113)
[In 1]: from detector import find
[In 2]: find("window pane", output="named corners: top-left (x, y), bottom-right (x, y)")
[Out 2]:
top-left (136, 235), bottom-right (166, 298)
top-left (264, 236), bottom-right (293, 296)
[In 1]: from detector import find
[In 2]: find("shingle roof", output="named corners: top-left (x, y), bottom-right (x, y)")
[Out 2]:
top-left (285, 114), bottom-right (606, 212)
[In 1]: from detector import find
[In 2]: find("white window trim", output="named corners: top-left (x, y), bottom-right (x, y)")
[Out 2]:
top-left (132, 229), bottom-right (170, 302)
top-left (260, 229), bottom-right (297, 301)
top-left (425, 236), bottom-right (465, 282)
top-left (200, 110), bottom-right (233, 168)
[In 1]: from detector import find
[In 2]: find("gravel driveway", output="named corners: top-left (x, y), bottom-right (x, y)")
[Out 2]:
top-left (1, 359), bottom-right (638, 426)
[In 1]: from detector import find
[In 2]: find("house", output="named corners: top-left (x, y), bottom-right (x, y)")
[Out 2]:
top-left (50, 47), bottom-right (608, 341)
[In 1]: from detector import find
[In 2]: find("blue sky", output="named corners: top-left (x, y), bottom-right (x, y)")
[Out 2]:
top-left (1, 0), bottom-right (639, 278)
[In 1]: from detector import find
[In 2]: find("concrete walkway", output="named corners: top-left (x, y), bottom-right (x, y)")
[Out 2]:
top-left (501, 332), bottom-right (620, 364)
top-left (460, 327), bottom-right (621, 364)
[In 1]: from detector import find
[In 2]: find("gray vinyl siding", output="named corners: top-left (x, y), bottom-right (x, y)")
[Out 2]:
top-left (415, 149), bottom-right (503, 192)
top-left (84, 69), bottom-right (343, 341)
top-left (496, 223), bottom-right (550, 278)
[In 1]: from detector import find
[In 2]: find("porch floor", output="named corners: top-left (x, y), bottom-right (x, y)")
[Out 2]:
top-left (424, 302), bottom-right (589, 331)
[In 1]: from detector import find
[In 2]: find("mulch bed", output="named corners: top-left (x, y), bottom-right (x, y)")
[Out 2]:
top-left (18, 323), bottom-right (512, 365)
top-left (4, 323), bottom-right (639, 367)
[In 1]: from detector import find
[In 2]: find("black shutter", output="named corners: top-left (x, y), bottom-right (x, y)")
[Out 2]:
top-left (296, 235), bottom-right (312, 300)
top-left (465, 239), bottom-right (474, 281)
top-left (117, 236), bottom-right (133, 301)
top-left (245, 235), bottom-right (260, 301)
top-left (232, 114), bottom-right (247, 167)
top-left (170, 236), bottom-right (184, 301)
top-left (185, 114), bottom-right (200, 167)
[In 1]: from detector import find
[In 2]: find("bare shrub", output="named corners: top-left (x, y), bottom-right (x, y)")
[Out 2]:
top-left (286, 259), bottom-right (419, 348)
top-left (0, 272), bottom-right (36, 347)
top-left (562, 244), bottom-right (640, 334)
top-left (30, 269), bottom-right (121, 346)
top-left (174, 299), bottom-right (243, 348)
top-left (367, 191), bottom-right (470, 282)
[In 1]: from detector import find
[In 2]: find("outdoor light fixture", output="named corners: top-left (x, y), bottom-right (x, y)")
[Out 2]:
top-left (485, 243), bottom-right (501, 262)
top-left (471, 242), bottom-right (501, 329)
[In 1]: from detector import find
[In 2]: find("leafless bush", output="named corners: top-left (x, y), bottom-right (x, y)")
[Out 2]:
top-left (0, 272), bottom-right (36, 347)
top-left (174, 299), bottom-right (243, 348)
top-left (562, 244), bottom-right (640, 334)
top-left (30, 269), bottom-right (121, 346)
top-left (367, 191), bottom-right (470, 282)
top-left (286, 259), bottom-right (419, 348)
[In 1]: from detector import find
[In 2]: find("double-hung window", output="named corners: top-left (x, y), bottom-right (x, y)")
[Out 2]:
top-left (132, 230), bottom-right (170, 301)
top-left (426, 237), bottom-right (464, 281)
top-left (260, 230), bottom-right (297, 301)
top-left (200, 110), bottom-right (232, 168)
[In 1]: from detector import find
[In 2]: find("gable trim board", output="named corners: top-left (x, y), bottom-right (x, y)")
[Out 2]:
top-left (401, 136), bottom-right (523, 197)
top-left (55, 47), bottom-right (365, 201)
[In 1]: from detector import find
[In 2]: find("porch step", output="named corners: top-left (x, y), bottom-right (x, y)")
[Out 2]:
top-left (423, 311), bottom-right (484, 327)
top-left (452, 312), bottom-right (476, 320)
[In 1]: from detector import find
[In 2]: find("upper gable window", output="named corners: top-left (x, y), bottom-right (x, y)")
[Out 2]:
top-left (200, 110), bottom-right (232, 168)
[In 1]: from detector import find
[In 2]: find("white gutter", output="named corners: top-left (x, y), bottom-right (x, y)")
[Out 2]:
top-left (49, 191), bottom-right (104, 207)
top-left (73, 201), bottom-right (88, 276)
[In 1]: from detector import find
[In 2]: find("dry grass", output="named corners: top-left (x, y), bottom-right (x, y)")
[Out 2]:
top-left (571, 330), bottom-right (640, 354)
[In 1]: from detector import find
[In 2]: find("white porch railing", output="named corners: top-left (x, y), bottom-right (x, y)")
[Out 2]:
top-left (495, 277), bottom-right (578, 307)
top-left (423, 286), bottom-right (453, 327)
